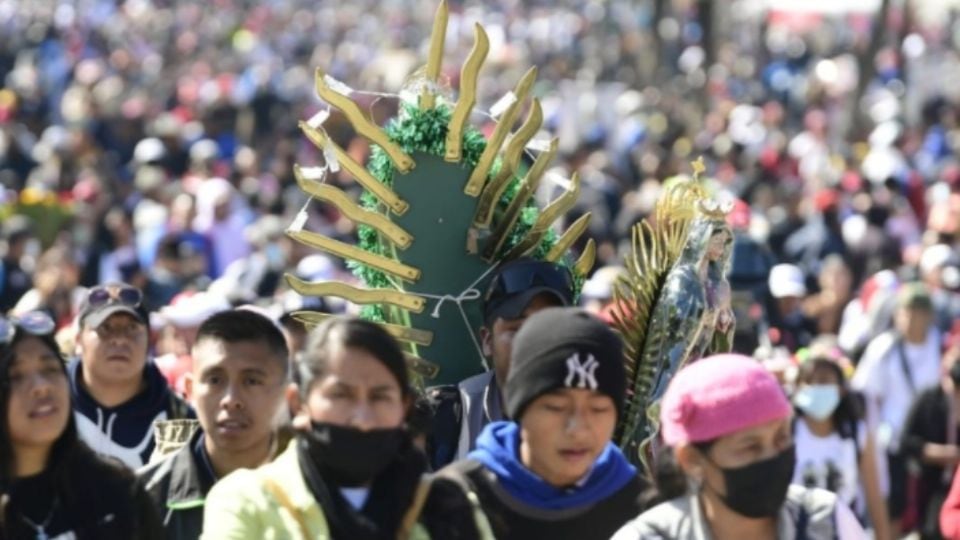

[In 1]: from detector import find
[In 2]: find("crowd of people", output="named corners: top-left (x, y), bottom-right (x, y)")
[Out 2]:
top-left (2, 0), bottom-right (960, 538)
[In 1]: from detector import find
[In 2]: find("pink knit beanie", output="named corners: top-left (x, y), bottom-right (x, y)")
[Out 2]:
top-left (660, 354), bottom-right (792, 446)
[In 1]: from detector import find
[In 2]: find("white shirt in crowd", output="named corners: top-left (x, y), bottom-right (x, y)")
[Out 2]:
top-left (851, 328), bottom-right (941, 453)
top-left (793, 418), bottom-right (866, 514)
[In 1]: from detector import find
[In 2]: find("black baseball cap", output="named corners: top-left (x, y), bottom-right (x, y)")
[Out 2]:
top-left (483, 258), bottom-right (574, 324)
top-left (78, 282), bottom-right (149, 329)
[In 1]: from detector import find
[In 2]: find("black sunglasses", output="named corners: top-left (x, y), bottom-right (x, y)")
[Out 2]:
top-left (86, 285), bottom-right (143, 310)
top-left (485, 260), bottom-right (574, 304)
top-left (0, 311), bottom-right (57, 345)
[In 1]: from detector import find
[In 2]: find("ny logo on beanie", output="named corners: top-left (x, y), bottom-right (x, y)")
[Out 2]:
top-left (564, 353), bottom-right (599, 389)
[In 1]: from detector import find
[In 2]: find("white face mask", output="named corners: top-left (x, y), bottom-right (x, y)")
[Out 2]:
top-left (794, 384), bottom-right (841, 421)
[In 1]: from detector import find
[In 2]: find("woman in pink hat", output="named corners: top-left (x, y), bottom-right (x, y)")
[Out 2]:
top-left (613, 354), bottom-right (865, 540)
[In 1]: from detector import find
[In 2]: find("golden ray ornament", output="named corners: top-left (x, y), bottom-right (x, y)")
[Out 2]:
top-left (287, 2), bottom-right (593, 386)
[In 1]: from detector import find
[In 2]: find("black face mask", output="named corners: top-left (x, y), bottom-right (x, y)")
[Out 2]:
top-left (704, 445), bottom-right (796, 518)
top-left (950, 362), bottom-right (960, 386)
top-left (301, 421), bottom-right (404, 487)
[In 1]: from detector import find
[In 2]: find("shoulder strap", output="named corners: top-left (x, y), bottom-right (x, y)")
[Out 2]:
top-left (849, 421), bottom-right (862, 466)
top-left (894, 336), bottom-right (917, 395)
top-left (168, 392), bottom-right (191, 420)
top-left (261, 476), bottom-right (313, 539)
top-left (397, 475), bottom-right (433, 540)
top-left (796, 504), bottom-right (809, 540)
top-left (431, 463), bottom-right (496, 540)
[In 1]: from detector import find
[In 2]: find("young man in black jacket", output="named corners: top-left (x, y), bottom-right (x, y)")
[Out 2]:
top-left (437, 308), bottom-right (645, 539)
top-left (138, 308), bottom-right (291, 539)
top-left (426, 258), bottom-right (574, 469)
top-left (70, 282), bottom-right (192, 469)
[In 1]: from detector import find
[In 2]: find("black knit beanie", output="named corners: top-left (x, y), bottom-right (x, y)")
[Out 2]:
top-left (505, 307), bottom-right (625, 420)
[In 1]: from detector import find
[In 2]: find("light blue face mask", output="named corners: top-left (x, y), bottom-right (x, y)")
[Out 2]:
top-left (794, 384), bottom-right (841, 421)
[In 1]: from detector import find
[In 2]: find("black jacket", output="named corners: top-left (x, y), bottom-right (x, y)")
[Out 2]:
top-left (902, 385), bottom-right (959, 539)
top-left (69, 358), bottom-right (193, 469)
top-left (1, 446), bottom-right (163, 540)
top-left (138, 428), bottom-right (212, 540)
top-left (438, 459), bottom-right (645, 540)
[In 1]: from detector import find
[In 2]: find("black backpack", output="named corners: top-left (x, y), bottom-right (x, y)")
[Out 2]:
top-left (425, 385), bottom-right (463, 471)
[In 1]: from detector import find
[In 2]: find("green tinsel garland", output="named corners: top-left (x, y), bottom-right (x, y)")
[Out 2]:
top-left (349, 102), bottom-right (570, 321)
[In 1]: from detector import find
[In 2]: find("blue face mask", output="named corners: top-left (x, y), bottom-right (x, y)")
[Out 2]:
top-left (794, 384), bottom-right (840, 421)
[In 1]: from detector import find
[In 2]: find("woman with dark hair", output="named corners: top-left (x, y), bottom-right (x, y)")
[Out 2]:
top-left (202, 316), bottom-right (483, 539)
top-left (614, 354), bottom-right (865, 540)
top-left (792, 354), bottom-right (891, 540)
top-left (0, 311), bottom-right (161, 539)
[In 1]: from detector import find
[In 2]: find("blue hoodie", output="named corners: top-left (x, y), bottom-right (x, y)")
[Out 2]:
top-left (468, 421), bottom-right (637, 510)
top-left (68, 358), bottom-right (192, 469)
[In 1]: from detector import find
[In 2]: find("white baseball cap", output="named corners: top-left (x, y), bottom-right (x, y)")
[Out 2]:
top-left (769, 264), bottom-right (807, 299)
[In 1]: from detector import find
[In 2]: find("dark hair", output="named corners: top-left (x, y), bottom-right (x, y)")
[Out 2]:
top-left (795, 357), bottom-right (863, 438)
top-left (193, 309), bottom-right (290, 374)
top-left (0, 332), bottom-right (148, 536)
top-left (299, 316), bottom-right (410, 398)
top-left (643, 440), bottom-right (715, 507)
top-left (0, 332), bottom-right (70, 483)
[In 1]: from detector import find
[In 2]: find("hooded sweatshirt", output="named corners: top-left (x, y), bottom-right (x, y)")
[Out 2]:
top-left (441, 421), bottom-right (644, 540)
top-left (69, 358), bottom-right (193, 469)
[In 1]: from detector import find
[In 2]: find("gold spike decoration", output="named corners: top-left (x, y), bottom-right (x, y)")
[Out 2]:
top-left (504, 171), bottom-right (582, 259)
top-left (462, 66), bottom-right (537, 197)
top-left (314, 69), bottom-right (415, 173)
top-left (292, 311), bottom-right (434, 347)
top-left (445, 23), bottom-right (489, 162)
top-left (293, 166), bottom-right (413, 248)
top-left (482, 137), bottom-right (557, 260)
top-left (473, 99), bottom-right (543, 228)
top-left (287, 229), bottom-right (421, 282)
top-left (545, 213), bottom-right (592, 262)
top-left (421, 0), bottom-right (448, 110)
top-left (406, 353), bottom-right (440, 379)
top-left (574, 238), bottom-right (597, 277)
top-left (285, 275), bottom-right (426, 313)
top-left (299, 123), bottom-right (410, 216)
top-left (289, 2), bottom-right (593, 387)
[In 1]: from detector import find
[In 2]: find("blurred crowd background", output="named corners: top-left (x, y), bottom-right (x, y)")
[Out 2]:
top-left (4, 0), bottom-right (960, 536)
top-left (1, 0), bottom-right (959, 351)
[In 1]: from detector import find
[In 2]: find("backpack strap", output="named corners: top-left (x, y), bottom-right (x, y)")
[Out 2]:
top-left (849, 420), bottom-right (862, 466)
top-left (432, 462), bottom-right (496, 540)
top-left (796, 504), bottom-right (809, 540)
top-left (168, 392), bottom-right (191, 420)
top-left (894, 336), bottom-right (917, 396)
top-left (397, 475), bottom-right (433, 540)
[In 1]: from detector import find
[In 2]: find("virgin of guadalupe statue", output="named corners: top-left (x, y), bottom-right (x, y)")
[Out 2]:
top-left (644, 200), bottom-right (734, 403)
top-left (608, 162), bottom-right (734, 469)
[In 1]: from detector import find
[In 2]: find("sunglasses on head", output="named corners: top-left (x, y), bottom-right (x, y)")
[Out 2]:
top-left (86, 285), bottom-right (143, 310)
top-left (0, 311), bottom-right (57, 346)
top-left (485, 260), bottom-right (574, 304)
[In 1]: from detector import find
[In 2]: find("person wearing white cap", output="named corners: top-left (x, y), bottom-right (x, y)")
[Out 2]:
top-left (580, 265), bottom-right (625, 314)
top-left (766, 263), bottom-right (815, 351)
top-left (153, 291), bottom-right (232, 397)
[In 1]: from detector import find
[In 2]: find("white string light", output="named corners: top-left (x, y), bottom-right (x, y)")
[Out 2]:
top-left (417, 262), bottom-right (501, 371)
top-left (489, 91), bottom-right (517, 119)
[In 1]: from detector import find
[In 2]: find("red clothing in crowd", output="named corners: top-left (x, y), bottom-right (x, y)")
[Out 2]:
top-left (940, 468), bottom-right (960, 539)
